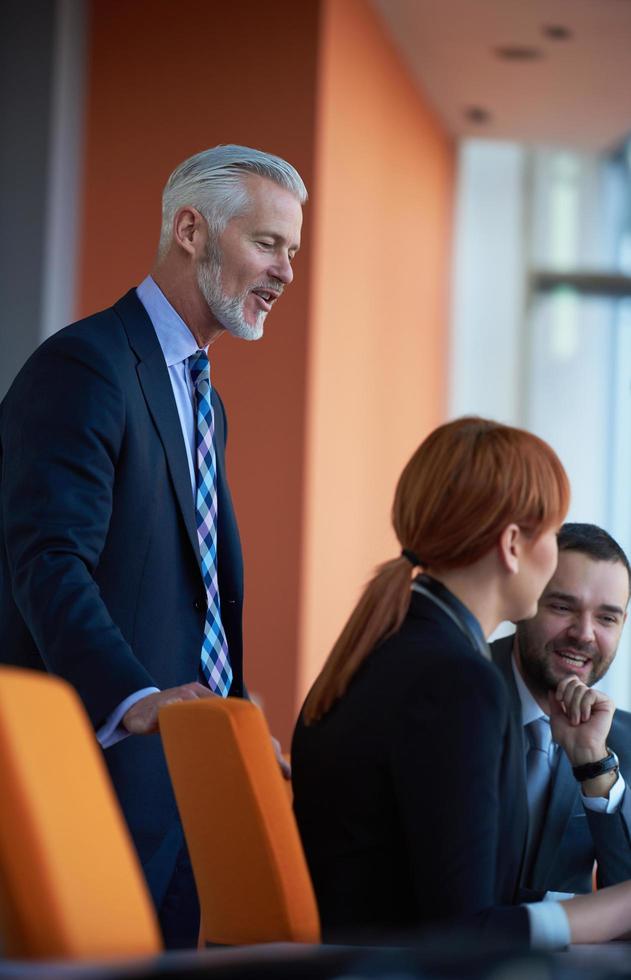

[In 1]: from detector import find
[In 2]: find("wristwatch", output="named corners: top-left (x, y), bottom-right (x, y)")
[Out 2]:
top-left (572, 749), bottom-right (619, 782)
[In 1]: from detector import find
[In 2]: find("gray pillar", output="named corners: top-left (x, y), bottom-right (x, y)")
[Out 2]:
top-left (0, 0), bottom-right (87, 399)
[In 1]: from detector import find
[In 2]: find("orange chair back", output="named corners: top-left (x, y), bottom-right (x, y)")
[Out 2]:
top-left (160, 697), bottom-right (320, 946)
top-left (0, 668), bottom-right (162, 959)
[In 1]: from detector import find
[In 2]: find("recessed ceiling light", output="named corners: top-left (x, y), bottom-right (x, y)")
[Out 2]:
top-left (542, 24), bottom-right (573, 41)
top-left (464, 106), bottom-right (491, 124)
top-left (494, 45), bottom-right (544, 61)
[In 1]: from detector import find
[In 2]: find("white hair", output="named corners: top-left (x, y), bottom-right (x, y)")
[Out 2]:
top-left (158, 144), bottom-right (307, 257)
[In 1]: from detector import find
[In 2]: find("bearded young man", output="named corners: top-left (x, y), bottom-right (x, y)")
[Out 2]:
top-left (490, 523), bottom-right (631, 899)
top-left (0, 145), bottom-right (306, 948)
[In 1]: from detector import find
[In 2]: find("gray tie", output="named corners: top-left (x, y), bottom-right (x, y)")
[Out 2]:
top-left (524, 716), bottom-right (553, 881)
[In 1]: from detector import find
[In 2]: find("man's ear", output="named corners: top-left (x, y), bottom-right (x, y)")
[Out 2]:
top-left (498, 523), bottom-right (521, 575)
top-left (173, 206), bottom-right (206, 257)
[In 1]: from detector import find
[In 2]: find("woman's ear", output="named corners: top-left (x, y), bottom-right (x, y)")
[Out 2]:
top-left (498, 523), bottom-right (521, 574)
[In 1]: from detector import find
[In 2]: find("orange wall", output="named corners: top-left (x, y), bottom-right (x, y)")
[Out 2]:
top-left (77, 0), bottom-right (454, 745)
top-left (78, 0), bottom-right (319, 744)
top-left (298, 0), bottom-right (455, 697)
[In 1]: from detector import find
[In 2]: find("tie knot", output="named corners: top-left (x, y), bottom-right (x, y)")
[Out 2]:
top-left (189, 350), bottom-right (210, 388)
top-left (527, 716), bottom-right (551, 753)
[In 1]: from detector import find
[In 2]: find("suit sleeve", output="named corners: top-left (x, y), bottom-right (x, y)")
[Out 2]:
top-left (1, 334), bottom-right (156, 725)
top-left (589, 771), bottom-right (631, 888)
top-left (390, 655), bottom-right (529, 940)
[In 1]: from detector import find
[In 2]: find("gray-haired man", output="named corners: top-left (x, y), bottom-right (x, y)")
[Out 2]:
top-left (491, 523), bottom-right (631, 899)
top-left (0, 145), bottom-right (306, 946)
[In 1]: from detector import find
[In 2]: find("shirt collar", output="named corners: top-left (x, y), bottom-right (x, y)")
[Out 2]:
top-left (511, 646), bottom-right (549, 726)
top-left (136, 275), bottom-right (201, 367)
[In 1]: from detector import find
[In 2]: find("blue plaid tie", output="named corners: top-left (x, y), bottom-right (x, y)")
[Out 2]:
top-left (189, 350), bottom-right (232, 696)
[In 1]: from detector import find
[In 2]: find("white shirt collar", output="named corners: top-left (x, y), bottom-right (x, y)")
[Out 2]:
top-left (136, 275), bottom-right (200, 367)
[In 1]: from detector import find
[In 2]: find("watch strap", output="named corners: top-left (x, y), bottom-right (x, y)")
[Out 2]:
top-left (572, 749), bottom-right (619, 782)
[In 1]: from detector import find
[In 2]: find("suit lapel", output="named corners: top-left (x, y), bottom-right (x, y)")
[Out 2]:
top-left (530, 752), bottom-right (579, 891)
top-left (491, 636), bottom-right (525, 730)
top-left (491, 635), bottom-right (584, 891)
top-left (490, 636), bottom-right (531, 882)
top-left (491, 638), bottom-right (529, 773)
top-left (114, 290), bottom-right (201, 571)
top-left (137, 351), bottom-right (200, 565)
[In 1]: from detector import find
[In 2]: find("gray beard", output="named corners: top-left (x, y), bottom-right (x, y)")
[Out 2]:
top-left (196, 248), bottom-right (265, 342)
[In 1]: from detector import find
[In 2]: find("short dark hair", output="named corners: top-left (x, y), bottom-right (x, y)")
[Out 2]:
top-left (558, 523), bottom-right (631, 586)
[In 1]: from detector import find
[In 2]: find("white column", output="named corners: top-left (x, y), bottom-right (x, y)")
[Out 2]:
top-left (449, 140), bottom-right (527, 425)
top-left (41, 0), bottom-right (89, 340)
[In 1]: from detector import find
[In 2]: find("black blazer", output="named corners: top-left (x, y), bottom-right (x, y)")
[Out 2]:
top-left (0, 289), bottom-right (244, 899)
top-left (291, 585), bottom-right (530, 944)
top-left (491, 635), bottom-right (631, 895)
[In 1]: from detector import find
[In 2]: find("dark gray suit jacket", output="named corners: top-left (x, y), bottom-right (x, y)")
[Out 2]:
top-left (491, 635), bottom-right (631, 895)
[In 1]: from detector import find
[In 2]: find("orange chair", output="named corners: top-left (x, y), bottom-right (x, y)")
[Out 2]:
top-left (159, 697), bottom-right (320, 947)
top-left (0, 667), bottom-right (162, 960)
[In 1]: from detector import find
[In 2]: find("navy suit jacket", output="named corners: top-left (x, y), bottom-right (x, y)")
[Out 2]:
top-left (0, 289), bottom-right (244, 901)
top-left (292, 590), bottom-right (530, 945)
top-left (491, 635), bottom-right (631, 895)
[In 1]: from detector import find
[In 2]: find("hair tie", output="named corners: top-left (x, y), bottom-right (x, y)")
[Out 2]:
top-left (401, 548), bottom-right (422, 567)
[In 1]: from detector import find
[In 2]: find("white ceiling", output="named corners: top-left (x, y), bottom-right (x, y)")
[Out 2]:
top-left (370, 0), bottom-right (631, 153)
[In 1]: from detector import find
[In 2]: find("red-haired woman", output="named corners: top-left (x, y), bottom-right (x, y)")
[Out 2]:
top-left (292, 417), bottom-right (631, 948)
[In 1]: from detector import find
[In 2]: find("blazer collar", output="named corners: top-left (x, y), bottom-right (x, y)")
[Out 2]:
top-left (113, 288), bottom-right (163, 362)
top-left (411, 574), bottom-right (489, 659)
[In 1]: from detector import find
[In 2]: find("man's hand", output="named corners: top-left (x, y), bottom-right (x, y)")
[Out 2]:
top-left (549, 676), bottom-right (617, 798)
top-left (247, 692), bottom-right (291, 780)
top-left (123, 687), bottom-right (293, 781)
top-left (271, 735), bottom-right (291, 780)
top-left (549, 675), bottom-right (615, 765)
top-left (122, 682), bottom-right (217, 735)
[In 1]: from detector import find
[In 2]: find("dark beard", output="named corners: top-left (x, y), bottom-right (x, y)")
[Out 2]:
top-left (516, 632), bottom-right (599, 694)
